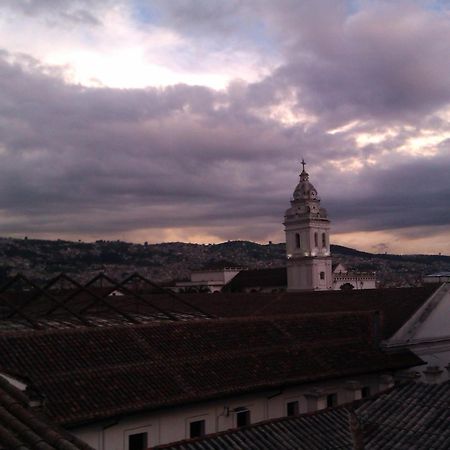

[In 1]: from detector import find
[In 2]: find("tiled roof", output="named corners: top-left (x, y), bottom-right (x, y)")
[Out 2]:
top-left (224, 267), bottom-right (287, 291)
top-left (149, 285), bottom-right (438, 338)
top-left (0, 273), bottom-right (437, 341)
top-left (157, 381), bottom-right (450, 450)
top-left (0, 273), bottom-right (213, 331)
top-left (0, 375), bottom-right (93, 450)
top-left (158, 407), bottom-right (354, 450)
top-left (0, 313), bottom-right (422, 427)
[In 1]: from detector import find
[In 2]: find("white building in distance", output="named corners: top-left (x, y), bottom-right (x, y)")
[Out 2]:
top-left (175, 268), bottom-right (242, 293)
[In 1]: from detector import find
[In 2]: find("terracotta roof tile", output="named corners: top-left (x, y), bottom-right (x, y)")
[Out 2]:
top-left (224, 267), bottom-right (287, 291)
top-left (151, 285), bottom-right (438, 338)
top-left (0, 376), bottom-right (93, 450)
top-left (0, 313), bottom-right (422, 426)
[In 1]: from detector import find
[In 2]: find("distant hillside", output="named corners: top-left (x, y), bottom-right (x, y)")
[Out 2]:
top-left (330, 244), bottom-right (373, 257)
top-left (0, 236), bottom-right (449, 287)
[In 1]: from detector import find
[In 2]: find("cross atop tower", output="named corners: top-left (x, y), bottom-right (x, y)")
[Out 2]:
top-left (299, 158), bottom-right (309, 181)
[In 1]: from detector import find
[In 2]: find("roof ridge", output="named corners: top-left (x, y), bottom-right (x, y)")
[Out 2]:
top-left (0, 310), bottom-right (377, 337)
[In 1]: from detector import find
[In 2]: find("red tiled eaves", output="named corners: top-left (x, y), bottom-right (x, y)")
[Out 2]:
top-left (0, 313), bottom-right (422, 426)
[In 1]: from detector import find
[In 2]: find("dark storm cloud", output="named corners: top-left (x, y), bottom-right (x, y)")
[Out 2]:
top-left (136, 0), bottom-right (450, 126)
top-left (0, 1), bottom-right (450, 246)
top-left (0, 52), bottom-right (299, 237)
top-left (0, 47), bottom-right (448, 243)
top-left (323, 152), bottom-right (450, 232)
top-left (266, 0), bottom-right (450, 127)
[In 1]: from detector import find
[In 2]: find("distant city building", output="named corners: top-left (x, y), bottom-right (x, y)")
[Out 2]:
top-left (423, 272), bottom-right (450, 284)
top-left (332, 263), bottom-right (376, 290)
top-left (174, 268), bottom-right (242, 293)
top-left (184, 263), bottom-right (376, 293)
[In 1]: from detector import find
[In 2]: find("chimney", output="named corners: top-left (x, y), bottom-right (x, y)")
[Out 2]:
top-left (423, 365), bottom-right (443, 384)
top-left (349, 410), bottom-right (365, 450)
top-left (379, 374), bottom-right (394, 391)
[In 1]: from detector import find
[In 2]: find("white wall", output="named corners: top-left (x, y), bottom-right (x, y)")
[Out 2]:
top-left (409, 342), bottom-right (450, 383)
top-left (190, 270), bottom-right (240, 283)
top-left (384, 284), bottom-right (450, 384)
top-left (332, 275), bottom-right (376, 290)
top-left (287, 257), bottom-right (332, 291)
top-left (72, 373), bottom-right (392, 449)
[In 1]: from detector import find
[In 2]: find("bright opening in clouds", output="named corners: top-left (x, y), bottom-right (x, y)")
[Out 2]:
top-left (0, 0), bottom-right (449, 254)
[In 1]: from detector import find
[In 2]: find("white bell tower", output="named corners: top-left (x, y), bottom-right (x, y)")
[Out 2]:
top-left (284, 160), bottom-right (332, 291)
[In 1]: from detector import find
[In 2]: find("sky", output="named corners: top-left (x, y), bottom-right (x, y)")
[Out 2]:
top-left (0, 0), bottom-right (449, 255)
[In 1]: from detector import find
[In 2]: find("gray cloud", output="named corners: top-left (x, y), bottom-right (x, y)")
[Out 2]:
top-left (0, 0), bottom-right (116, 26)
top-left (0, 52), bottom-right (295, 237)
top-left (264, 1), bottom-right (450, 127)
top-left (0, 1), bottom-right (450, 250)
top-left (152, 0), bottom-right (248, 33)
top-left (324, 153), bottom-right (450, 232)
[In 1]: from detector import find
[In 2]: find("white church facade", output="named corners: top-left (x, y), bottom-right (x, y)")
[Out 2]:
top-left (284, 161), bottom-right (375, 292)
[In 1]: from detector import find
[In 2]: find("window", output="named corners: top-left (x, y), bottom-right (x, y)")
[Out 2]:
top-left (236, 409), bottom-right (250, 428)
top-left (295, 233), bottom-right (301, 248)
top-left (314, 232), bottom-right (318, 247)
top-left (128, 432), bottom-right (147, 450)
top-left (286, 400), bottom-right (299, 416)
top-left (320, 271), bottom-right (325, 280)
top-left (361, 386), bottom-right (371, 398)
top-left (322, 232), bottom-right (326, 248)
top-left (189, 420), bottom-right (205, 438)
top-left (327, 393), bottom-right (338, 408)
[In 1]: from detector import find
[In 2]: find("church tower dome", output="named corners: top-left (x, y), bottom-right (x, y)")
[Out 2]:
top-left (293, 165), bottom-right (317, 200)
top-left (284, 160), bottom-right (332, 291)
